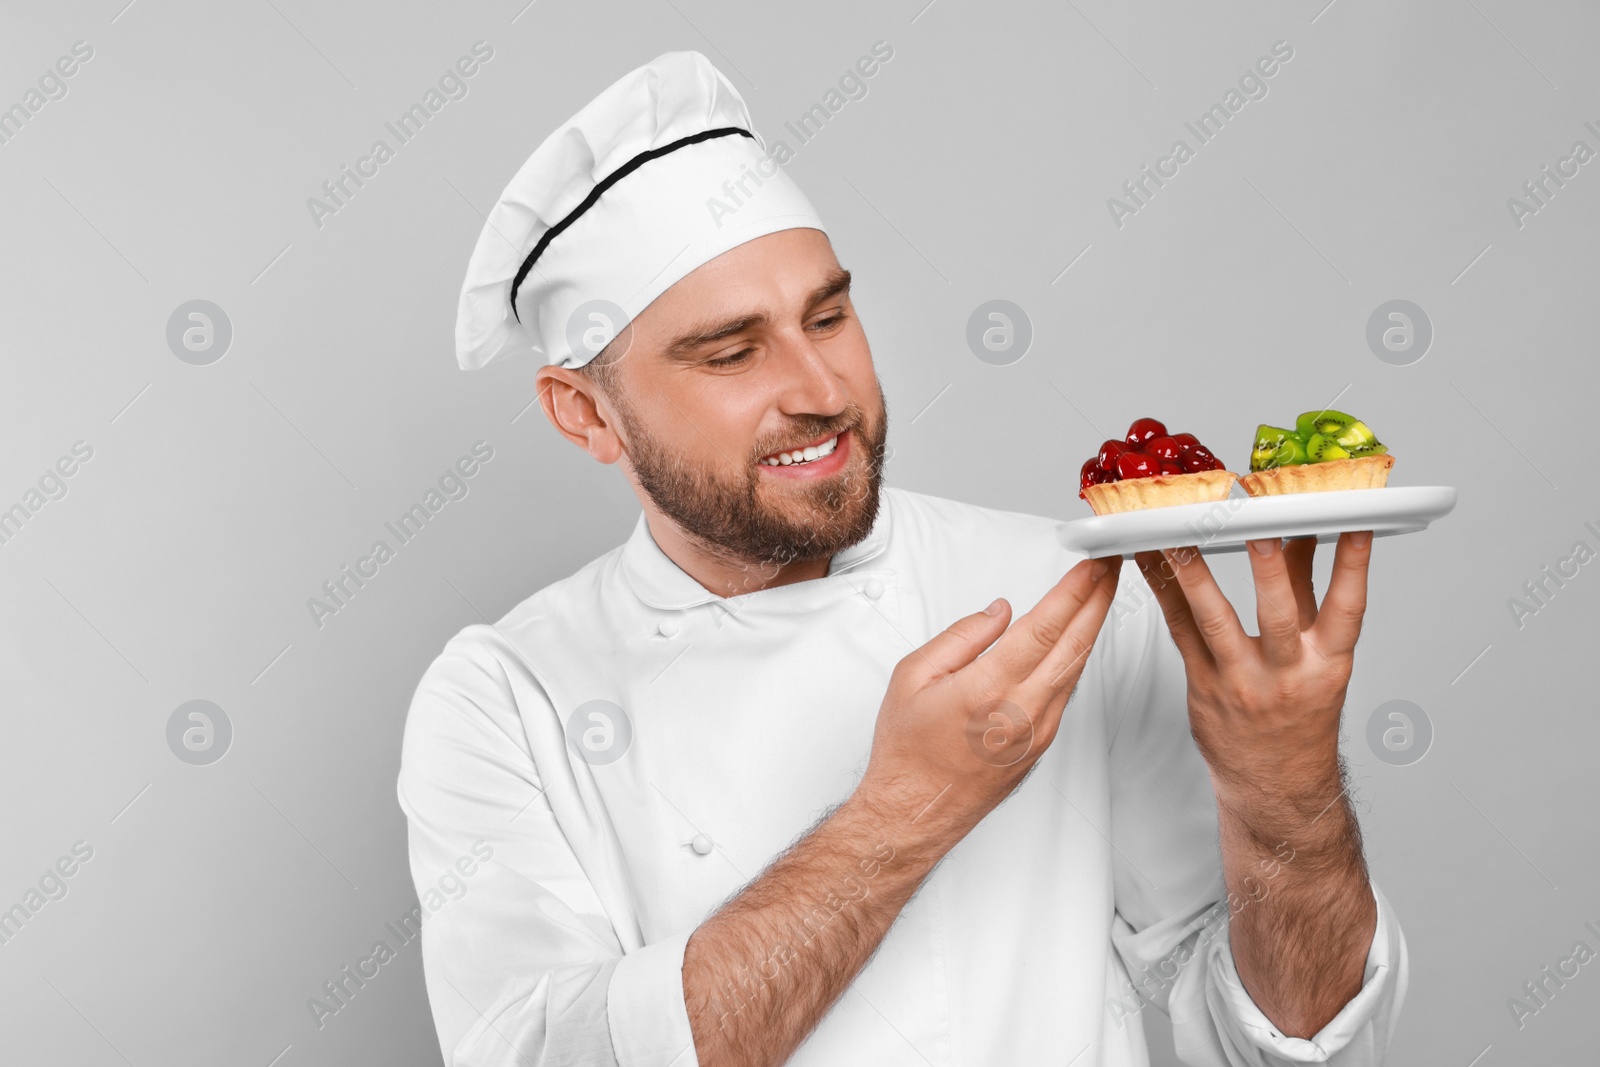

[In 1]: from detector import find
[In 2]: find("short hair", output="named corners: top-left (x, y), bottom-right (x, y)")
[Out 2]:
top-left (577, 336), bottom-right (624, 395)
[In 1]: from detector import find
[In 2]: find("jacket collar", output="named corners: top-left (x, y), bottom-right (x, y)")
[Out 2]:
top-left (618, 489), bottom-right (895, 610)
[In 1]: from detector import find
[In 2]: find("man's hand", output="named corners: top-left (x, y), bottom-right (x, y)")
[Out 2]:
top-left (858, 555), bottom-right (1123, 841)
top-left (1135, 533), bottom-right (1379, 1038)
top-left (1134, 533), bottom-right (1369, 804)
top-left (683, 557), bottom-right (1121, 1067)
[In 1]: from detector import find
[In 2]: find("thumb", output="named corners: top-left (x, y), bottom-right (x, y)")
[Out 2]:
top-left (905, 598), bottom-right (1012, 683)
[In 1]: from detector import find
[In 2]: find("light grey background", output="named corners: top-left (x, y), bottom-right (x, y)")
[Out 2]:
top-left (2, 0), bottom-right (1596, 1063)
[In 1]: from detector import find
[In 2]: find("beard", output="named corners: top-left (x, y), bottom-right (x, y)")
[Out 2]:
top-left (612, 388), bottom-right (889, 570)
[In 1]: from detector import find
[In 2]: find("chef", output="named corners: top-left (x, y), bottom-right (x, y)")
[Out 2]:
top-left (398, 50), bottom-right (1407, 1067)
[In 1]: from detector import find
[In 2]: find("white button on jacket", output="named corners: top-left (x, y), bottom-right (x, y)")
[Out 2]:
top-left (397, 488), bottom-right (1407, 1066)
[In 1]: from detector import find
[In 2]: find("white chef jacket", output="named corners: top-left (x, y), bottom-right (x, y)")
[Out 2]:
top-left (397, 486), bottom-right (1407, 1066)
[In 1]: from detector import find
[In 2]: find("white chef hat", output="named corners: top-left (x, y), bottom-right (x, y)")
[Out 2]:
top-left (455, 50), bottom-right (827, 371)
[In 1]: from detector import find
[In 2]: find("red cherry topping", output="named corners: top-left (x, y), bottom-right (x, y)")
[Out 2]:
top-left (1096, 439), bottom-right (1129, 472)
top-left (1146, 436), bottom-right (1182, 461)
top-left (1179, 445), bottom-right (1222, 473)
top-left (1081, 421), bottom-right (1225, 494)
top-left (1115, 451), bottom-right (1162, 480)
top-left (1125, 417), bottom-right (1168, 448)
top-left (1079, 460), bottom-right (1114, 498)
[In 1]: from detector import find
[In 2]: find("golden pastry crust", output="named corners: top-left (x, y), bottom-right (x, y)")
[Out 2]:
top-left (1082, 470), bottom-right (1239, 515)
top-left (1238, 454), bottom-right (1395, 497)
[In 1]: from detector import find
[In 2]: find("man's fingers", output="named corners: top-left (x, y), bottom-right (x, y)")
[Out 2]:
top-left (1161, 546), bottom-right (1248, 660)
top-left (1245, 538), bottom-right (1303, 667)
top-left (1284, 537), bottom-right (1319, 629)
top-left (907, 598), bottom-right (1012, 682)
top-left (1314, 530), bottom-right (1373, 652)
top-left (1134, 551), bottom-right (1211, 665)
top-left (981, 558), bottom-right (1115, 684)
top-left (1033, 557), bottom-right (1122, 691)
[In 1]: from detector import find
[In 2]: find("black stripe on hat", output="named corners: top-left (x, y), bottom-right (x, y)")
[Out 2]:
top-left (509, 125), bottom-right (756, 322)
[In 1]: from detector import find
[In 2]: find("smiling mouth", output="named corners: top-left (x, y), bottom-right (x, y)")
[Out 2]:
top-left (760, 432), bottom-right (841, 467)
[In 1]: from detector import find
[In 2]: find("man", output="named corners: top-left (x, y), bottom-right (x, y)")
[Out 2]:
top-left (398, 50), bottom-right (1406, 1066)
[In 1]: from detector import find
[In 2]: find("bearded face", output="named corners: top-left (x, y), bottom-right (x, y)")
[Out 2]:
top-left (612, 388), bottom-right (889, 570)
top-left (541, 229), bottom-right (890, 583)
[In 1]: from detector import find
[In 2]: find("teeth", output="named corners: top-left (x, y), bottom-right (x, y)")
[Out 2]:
top-left (762, 435), bottom-right (838, 468)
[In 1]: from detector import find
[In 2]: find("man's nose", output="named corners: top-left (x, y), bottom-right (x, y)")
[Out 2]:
top-left (769, 327), bottom-right (848, 416)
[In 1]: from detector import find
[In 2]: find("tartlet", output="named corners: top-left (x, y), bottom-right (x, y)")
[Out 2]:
top-left (1080, 417), bottom-right (1238, 515)
top-left (1239, 410), bottom-right (1393, 496)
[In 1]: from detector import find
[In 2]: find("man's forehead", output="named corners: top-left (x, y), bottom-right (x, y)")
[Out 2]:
top-left (647, 229), bottom-right (836, 313)
top-left (636, 231), bottom-right (847, 346)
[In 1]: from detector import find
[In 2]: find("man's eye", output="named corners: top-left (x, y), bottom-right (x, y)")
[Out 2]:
top-left (705, 349), bottom-right (755, 368)
top-left (809, 312), bottom-right (847, 331)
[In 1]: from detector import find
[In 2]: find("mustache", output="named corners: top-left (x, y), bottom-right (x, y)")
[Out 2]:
top-left (753, 407), bottom-right (864, 460)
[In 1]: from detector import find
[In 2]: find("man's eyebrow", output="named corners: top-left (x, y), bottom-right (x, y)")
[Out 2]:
top-left (661, 268), bottom-right (853, 360)
top-left (806, 267), bottom-right (853, 310)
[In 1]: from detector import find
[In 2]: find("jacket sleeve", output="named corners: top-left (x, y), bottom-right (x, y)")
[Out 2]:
top-left (396, 633), bottom-right (701, 1067)
top-left (1103, 597), bottom-right (1409, 1065)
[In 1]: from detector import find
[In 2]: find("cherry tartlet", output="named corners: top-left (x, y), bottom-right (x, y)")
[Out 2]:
top-left (1079, 417), bottom-right (1238, 515)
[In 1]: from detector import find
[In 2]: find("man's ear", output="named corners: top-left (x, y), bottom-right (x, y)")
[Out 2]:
top-left (535, 365), bottom-right (625, 465)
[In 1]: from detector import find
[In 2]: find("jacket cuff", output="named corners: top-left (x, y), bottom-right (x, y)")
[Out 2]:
top-left (608, 930), bottom-right (700, 1067)
top-left (1203, 881), bottom-right (1406, 1062)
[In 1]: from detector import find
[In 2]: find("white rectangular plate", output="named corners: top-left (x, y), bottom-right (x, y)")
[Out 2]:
top-left (1056, 486), bottom-right (1458, 559)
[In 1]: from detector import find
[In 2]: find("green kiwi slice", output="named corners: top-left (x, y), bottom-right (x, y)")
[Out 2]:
top-left (1251, 425), bottom-right (1304, 471)
top-left (1254, 425), bottom-right (1292, 470)
top-left (1271, 436), bottom-right (1310, 468)
top-left (1295, 410), bottom-right (1384, 460)
top-left (1333, 420), bottom-right (1379, 451)
top-left (1304, 432), bottom-right (1352, 462)
top-left (1295, 409), bottom-right (1360, 439)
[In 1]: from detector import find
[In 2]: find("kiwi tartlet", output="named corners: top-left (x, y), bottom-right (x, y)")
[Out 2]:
top-left (1239, 410), bottom-right (1394, 496)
